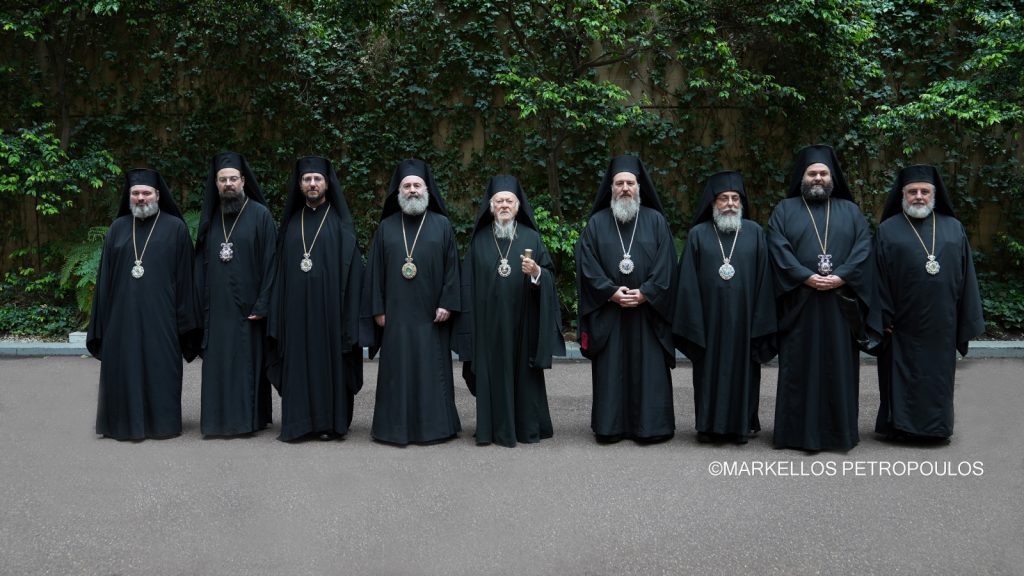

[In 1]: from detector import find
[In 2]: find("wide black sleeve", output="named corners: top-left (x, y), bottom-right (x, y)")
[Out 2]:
top-left (672, 228), bottom-right (706, 360)
top-left (437, 218), bottom-right (461, 313)
top-left (530, 235), bottom-right (566, 368)
top-left (86, 224), bottom-right (117, 360)
top-left (249, 209), bottom-right (278, 318)
top-left (359, 227), bottom-right (385, 356)
top-left (637, 212), bottom-right (677, 323)
top-left (453, 244), bottom-right (475, 359)
top-left (956, 228), bottom-right (986, 356)
top-left (174, 222), bottom-right (202, 362)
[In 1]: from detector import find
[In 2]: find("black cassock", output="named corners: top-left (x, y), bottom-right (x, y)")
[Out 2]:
top-left (874, 213), bottom-right (985, 438)
top-left (88, 213), bottom-right (198, 440)
top-left (674, 220), bottom-right (776, 439)
top-left (268, 205), bottom-right (362, 441)
top-left (457, 226), bottom-right (565, 446)
top-left (576, 207), bottom-right (676, 440)
top-left (195, 202), bottom-right (277, 436)
top-left (365, 211), bottom-right (461, 445)
top-left (767, 197), bottom-right (875, 451)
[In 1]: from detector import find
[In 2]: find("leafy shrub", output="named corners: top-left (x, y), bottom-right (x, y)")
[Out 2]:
top-left (59, 226), bottom-right (107, 316)
top-left (978, 273), bottom-right (1024, 333)
top-left (0, 268), bottom-right (80, 337)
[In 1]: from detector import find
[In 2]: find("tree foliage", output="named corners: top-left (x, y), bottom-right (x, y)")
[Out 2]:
top-left (1, 0), bottom-right (1021, 332)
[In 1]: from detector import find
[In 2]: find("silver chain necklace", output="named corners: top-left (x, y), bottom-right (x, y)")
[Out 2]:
top-left (713, 221), bottom-right (741, 280)
top-left (401, 211), bottom-right (428, 280)
top-left (131, 210), bottom-right (161, 279)
top-left (614, 215), bottom-right (638, 275)
top-left (300, 204), bottom-right (331, 272)
top-left (219, 197), bottom-right (249, 263)
top-left (492, 221), bottom-right (517, 278)
top-left (904, 210), bottom-right (940, 275)
top-left (802, 197), bottom-right (833, 275)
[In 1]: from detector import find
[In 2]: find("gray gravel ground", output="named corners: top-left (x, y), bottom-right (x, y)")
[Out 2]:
top-left (1, 356), bottom-right (1021, 575)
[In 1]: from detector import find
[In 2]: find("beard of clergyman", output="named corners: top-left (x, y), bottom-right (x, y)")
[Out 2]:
top-left (903, 196), bottom-right (935, 219)
top-left (801, 181), bottom-right (833, 201)
top-left (398, 192), bottom-right (429, 216)
top-left (611, 195), bottom-right (640, 224)
top-left (220, 190), bottom-right (246, 215)
top-left (712, 205), bottom-right (743, 233)
top-left (493, 219), bottom-right (517, 240)
top-left (131, 201), bottom-right (160, 219)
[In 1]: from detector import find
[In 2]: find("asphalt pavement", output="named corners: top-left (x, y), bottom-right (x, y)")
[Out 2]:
top-left (1, 355), bottom-right (1022, 575)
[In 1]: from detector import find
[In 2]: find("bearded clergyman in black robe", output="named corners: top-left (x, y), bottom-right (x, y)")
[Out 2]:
top-left (87, 168), bottom-right (199, 440)
top-left (363, 158), bottom-right (461, 445)
top-left (576, 155), bottom-right (677, 443)
top-left (455, 175), bottom-right (565, 447)
top-left (673, 171), bottom-right (777, 444)
top-left (874, 164), bottom-right (985, 441)
top-left (267, 156), bottom-right (362, 442)
top-left (767, 145), bottom-right (879, 452)
top-left (194, 152), bottom-right (277, 437)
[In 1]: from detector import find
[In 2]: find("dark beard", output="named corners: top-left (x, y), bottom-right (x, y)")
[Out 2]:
top-left (801, 182), bottom-right (833, 201)
top-left (220, 193), bottom-right (246, 214)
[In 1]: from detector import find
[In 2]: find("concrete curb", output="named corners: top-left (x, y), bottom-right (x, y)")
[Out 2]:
top-left (2, 340), bottom-right (1022, 359)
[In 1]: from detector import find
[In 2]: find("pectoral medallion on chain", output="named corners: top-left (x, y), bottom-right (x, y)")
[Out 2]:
top-left (131, 261), bottom-right (145, 279)
top-left (498, 258), bottom-right (511, 277)
top-left (300, 253), bottom-right (313, 272)
top-left (817, 253), bottom-right (833, 276)
top-left (618, 254), bottom-right (634, 275)
top-left (219, 242), bottom-right (234, 262)
top-left (925, 255), bottom-right (940, 275)
top-left (402, 257), bottom-right (418, 279)
top-left (719, 260), bottom-right (735, 280)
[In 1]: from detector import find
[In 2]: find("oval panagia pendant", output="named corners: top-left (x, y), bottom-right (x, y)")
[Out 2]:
top-left (402, 259), bottom-right (417, 280)
top-left (618, 255), bottom-right (634, 275)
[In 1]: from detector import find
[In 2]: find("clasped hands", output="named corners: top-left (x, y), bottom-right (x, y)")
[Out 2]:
top-left (804, 274), bottom-right (845, 291)
top-left (609, 286), bottom-right (646, 308)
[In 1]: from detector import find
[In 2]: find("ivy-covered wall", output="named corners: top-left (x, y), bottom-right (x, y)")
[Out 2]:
top-left (1, 0), bottom-right (1022, 332)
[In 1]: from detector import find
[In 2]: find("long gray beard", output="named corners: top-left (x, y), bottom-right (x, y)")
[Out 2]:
top-left (220, 191), bottom-right (246, 215)
top-left (801, 182), bottom-right (833, 201)
top-left (903, 197), bottom-right (935, 219)
top-left (131, 202), bottom-right (160, 219)
top-left (611, 196), bottom-right (640, 224)
top-left (399, 193), bottom-right (429, 216)
top-left (712, 206), bottom-right (743, 233)
top-left (493, 219), bottom-right (517, 240)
